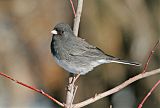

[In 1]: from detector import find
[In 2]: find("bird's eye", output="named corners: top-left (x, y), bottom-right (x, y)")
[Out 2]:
top-left (51, 28), bottom-right (65, 36)
top-left (61, 31), bottom-right (64, 34)
top-left (58, 30), bottom-right (64, 35)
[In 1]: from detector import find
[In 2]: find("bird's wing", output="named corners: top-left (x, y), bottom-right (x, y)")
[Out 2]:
top-left (68, 37), bottom-right (106, 59)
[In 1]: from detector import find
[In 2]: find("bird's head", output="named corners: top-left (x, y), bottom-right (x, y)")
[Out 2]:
top-left (51, 23), bottom-right (73, 36)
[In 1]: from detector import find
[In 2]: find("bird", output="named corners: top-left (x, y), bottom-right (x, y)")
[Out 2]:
top-left (50, 23), bottom-right (141, 75)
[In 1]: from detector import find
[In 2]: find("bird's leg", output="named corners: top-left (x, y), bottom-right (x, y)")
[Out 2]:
top-left (73, 73), bottom-right (80, 84)
top-left (66, 73), bottom-right (80, 91)
top-left (69, 73), bottom-right (80, 106)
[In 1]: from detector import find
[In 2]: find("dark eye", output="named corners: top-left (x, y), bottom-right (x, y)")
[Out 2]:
top-left (58, 30), bottom-right (64, 35)
top-left (55, 28), bottom-right (64, 35)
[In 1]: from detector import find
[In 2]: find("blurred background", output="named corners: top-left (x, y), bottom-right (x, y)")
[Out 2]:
top-left (0, 0), bottom-right (160, 108)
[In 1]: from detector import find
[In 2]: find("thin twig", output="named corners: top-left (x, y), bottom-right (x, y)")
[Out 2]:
top-left (71, 85), bottom-right (78, 106)
top-left (0, 72), bottom-right (64, 107)
top-left (73, 68), bottom-right (160, 108)
top-left (73, 73), bottom-right (80, 84)
top-left (142, 40), bottom-right (159, 73)
top-left (65, 74), bottom-right (75, 107)
top-left (73, 0), bottom-right (84, 36)
top-left (137, 40), bottom-right (159, 108)
top-left (138, 80), bottom-right (160, 108)
top-left (110, 105), bottom-right (113, 108)
top-left (69, 0), bottom-right (76, 17)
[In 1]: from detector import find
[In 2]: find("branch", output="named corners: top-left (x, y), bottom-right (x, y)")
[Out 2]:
top-left (73, 68), bottom-right (160, 108)
top-left (138, 80), bottom-right (160, 108)
top-left (0, 72), bottom-right (64, 107)
top-left (73, 0), bottom-right (83, 36)
top-left (69, 0), bottom-right (76, 17)
top-left (142, 40), bottom-right (159, 73)
top-left (65, 0), bottom-right (83, 108)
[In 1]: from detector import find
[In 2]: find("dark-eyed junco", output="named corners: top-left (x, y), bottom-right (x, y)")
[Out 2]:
top-left (50, 23), bottom-right (141, 75)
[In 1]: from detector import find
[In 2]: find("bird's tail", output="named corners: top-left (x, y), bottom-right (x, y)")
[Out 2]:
top-left (106, 55), bottom-right (141, 66)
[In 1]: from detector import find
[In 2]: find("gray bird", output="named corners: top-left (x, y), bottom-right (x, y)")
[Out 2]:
top-left (50, 23), bottom-right (140, 75)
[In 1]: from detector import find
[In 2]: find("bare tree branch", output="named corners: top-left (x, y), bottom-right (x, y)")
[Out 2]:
top-left (142, 40), bottom-right (159, 73)
top-left (73, 0), bottom-right (84, 36)
top-left (138, 80), bottom-right (160, 108)
top-left (69, 0), bottom-right (76, 17)
top-left (73, 68), bottom-right (160, 108)
top-left (0, 72), bottom-right (64, 107)
top-left (65, 0), bottom-right (83, 108)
